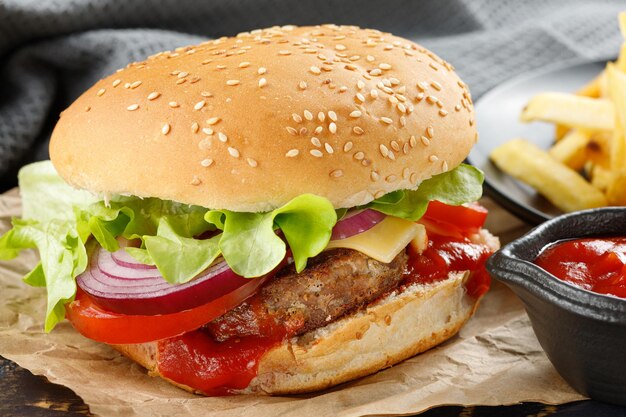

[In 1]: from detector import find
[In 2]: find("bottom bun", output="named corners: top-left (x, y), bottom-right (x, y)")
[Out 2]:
top-left (114, 229), bottom-right (498, 395)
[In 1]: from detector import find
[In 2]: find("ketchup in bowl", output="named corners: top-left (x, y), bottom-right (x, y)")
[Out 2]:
top-left (535, 237), bottom-right (626, 299)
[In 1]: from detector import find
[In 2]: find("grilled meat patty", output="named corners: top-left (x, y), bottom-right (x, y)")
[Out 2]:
top-left (205, 248), bottom-right (408, 342)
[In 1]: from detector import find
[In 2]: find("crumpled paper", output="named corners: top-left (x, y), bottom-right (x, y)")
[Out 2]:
top-left (0, 189), bottom-right (585, 416)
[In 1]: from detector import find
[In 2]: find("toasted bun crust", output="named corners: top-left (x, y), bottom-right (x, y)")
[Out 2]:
top-left (50, 25), bottom-right (476, 212)
top-left (112, 230), bottom-right (499, 395)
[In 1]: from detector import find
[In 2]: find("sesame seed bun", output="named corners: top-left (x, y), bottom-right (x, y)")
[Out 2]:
top-left (49, 25), bottom-right (476, 212)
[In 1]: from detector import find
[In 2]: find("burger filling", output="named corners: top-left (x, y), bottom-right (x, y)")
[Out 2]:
top-left (0, 160), bottom-right (494, 395)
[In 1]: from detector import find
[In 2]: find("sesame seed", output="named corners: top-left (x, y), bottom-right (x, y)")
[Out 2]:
top-left (439, 109), bottom-right (448, 117)
top-left (202, 128), bottom-right (214, 135)
top-left (426, 95), bottom-right (438, 104)
top-left (191, 176), bottom-right (201, 186)
top-left (206, 117), bottom-right (221, 125)
top-left (299, 81), bottom-right (308, 90)
top-left (370, 171), bottom-right (380, 181)
top-left (355, 93), bottom-right (365, 102)
top-left (84, 106), bottom-right (90, 112)
top-left (201, 91), bottom-right (213, 97)
top-left (380, 117), bottom-right (393, 125)
top-left (258, 78), bottom-right (267, 88)
top-left (389, 95), bottom-right (399, 105)
top-left (325, 143), bottom-right (334, 154)
top-left (417, 82), bottom-right (428, 92)
top-left (379, 144), bottom-right (389, 157)
top-left (426, 126), bottom-right (434, 138)
top-left (318, 112), bottom-right (326, 122)
top-left (455, 104), bottom-right (462, 111)
top-left (162, 123), bottom-right (171, 135)
top-left (286, 149), bottom-right (299, 157)
top-left (397, 103), bottom-right (407, 113)
top-left (329, 122), bottom-right (337, 134)
top-left (279, 50), bottom-right (292, 55)
top-left (247, 158), bottom-right (258, 167)
top-left (226, 79), bottom-right (240, 86)
top-left (130, 81), bottom-right (142, 89)
top-left (429, 154), bottom-right (439, 162)
top-left (429, 62), bottom-right (439, 71)
top-left (299, 127), bottom-right (308, 136)
top-left (442, 160), bottom-right (449, 171)
top-left (96, 88), bottom-right (106, 97)
top-left (330, 169), bottom-right (343, 178)
top-left (191, 122), bottom-right (199, 133)
top-left (194, 100), bottom-right (206, 111)
top-left (216, 65), bottom-right (227, 70)
top-left (410, 172), bottom-right (418, 184)
top-left (421, 136), bottom-right (430, 146)
top-left (370, 89), bottom-right (378, 99)
top-left (400, 116), bottom-right (407, 127)
top-left (168, 101), bottom-right (180, 108)
top-left (391, 141), bottom-right (400, 151)
top-left (147, 92), bottom-right (160, 101)
top-left (344, 141), bottom-right (353, 152)
top-left (124, 83), bottom-right (131, 89)
top-left (201, 59), bottom-right (212, 65)
top-left (239, 62), bottom-right (251, 68)
top-left (314, 126), bottom-right (323, 134)
top-left (201, 158), bottom-right (214, 167)
top-left (127, 104), bottom-right (139, 111)
top-left (218, 132), bottom-right (228, 142)
top-left (354, 151), bottom-right (365, 160)
top-left (350, 110), bottom-right (362, 118)
top-left (227, 147), bottom-right (240, 158)
top-left (112, 79), bottom-right (121, 87)
top-left (403, 143), bottom-right (410, 154)
top-left (353, 126), bottom-right (364, 135)
top-left (311, 137), bottom-right (321, 147)
top-left (357, 80), bottom-right (365, 90)
top-left (415, 93), bottom-right (425, 102)
top-left (431, 81), bottom-right (442, 91)
top-left (310, 66), bottom-right (321, 75)
top-left (177, 72), bottom-right (188, 79)
top-left (328, 111), bottom-right (337, 122)
top-left (292, 113), bottom-right (303, 123)
top-left (310, 149), bottom-right (323, 158)
top-left (176, 78), bottom-right (187, 85)
top-left (469, 118), bottom-right (475, 126)
top-left (386, 175), bottom-right (397, 183)
top-left (286, 127), bottom-right (298, 136)
top-left (388, 151), bottom-right (396, 160)
top-left (335, 44), bottom-right (347, 51)
top-left (258, 67), bottom-right (267, 75)
top-left (303, 110), bottom-right (313, 120)
top-left (390, 78), bottom-right (400, 86)
top-left (379, 63), bottom-right (392, 70)
top-left (402, 167), bottom-right (410, 180)
top-left (366, 55), bottom-right (375, 62)
top-left (369, 68), bottom-right (382, 76)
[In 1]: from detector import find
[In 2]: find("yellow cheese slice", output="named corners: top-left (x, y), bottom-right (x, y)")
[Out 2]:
top-left (325, 216), bottom-right (426, 263)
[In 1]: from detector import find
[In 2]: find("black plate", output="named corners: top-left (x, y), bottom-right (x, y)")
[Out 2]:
top-left (468, 61), bottom-right (605, 225)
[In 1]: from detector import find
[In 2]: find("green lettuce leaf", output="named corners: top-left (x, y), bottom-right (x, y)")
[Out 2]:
top-left (206, 194), bottom-right (336, 277)
top-left (144, 218), bottom-right (221, 284)
top-left (366, 164), bottom-right (484, 220)
top-left (0, 219), bottom-right (86, 331)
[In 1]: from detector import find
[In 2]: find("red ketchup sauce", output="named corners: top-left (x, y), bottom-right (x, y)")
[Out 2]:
top-left (156, 231), bottom-right (493, 395)
top-left (535, 237), bottom-right (626, 298)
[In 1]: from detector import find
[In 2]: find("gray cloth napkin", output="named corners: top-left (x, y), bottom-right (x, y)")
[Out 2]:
top-left (0, 0), bottom-right (623, 190)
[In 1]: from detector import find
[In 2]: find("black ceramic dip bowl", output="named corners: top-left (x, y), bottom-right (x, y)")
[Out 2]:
top-left (486, 207), bottom-right (626, 405)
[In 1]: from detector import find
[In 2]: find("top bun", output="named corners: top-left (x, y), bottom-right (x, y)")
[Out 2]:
top-left (50, 25), bottom-right (476, 212)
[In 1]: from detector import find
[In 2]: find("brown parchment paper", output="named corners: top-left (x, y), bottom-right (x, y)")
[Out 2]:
top-left (0, 189), bottom-right (586, 417)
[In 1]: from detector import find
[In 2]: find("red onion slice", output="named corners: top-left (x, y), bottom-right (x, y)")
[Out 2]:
top-left (77, 245), bottom-right (256, 315)
top-left (331, 209), bottom-right (386, 240)
top-left (111, 248), bottom-right (157, 270)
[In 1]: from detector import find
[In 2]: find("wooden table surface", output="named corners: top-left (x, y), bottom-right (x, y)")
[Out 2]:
top-left (1, 197), bottom-right (626, 417)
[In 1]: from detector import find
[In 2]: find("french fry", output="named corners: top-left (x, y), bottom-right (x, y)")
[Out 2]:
top-left (619, 12), bottom-right (626, 38)
top-left (575, 72), bottom-right (603, 98)
top-left (520, 92), bottom-right (614, 131)
top-left (490, 139), bottom-right (608, 212)
top-left (592, 164), bottom-right (614, 192)
top-left (606, 63), bottom-right (626, 204)
top-left (616, 43), bottom-right (626, 73)
top-left (549, 129), bottom-right (590, 170)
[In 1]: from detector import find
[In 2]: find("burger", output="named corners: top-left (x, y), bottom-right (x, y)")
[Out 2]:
top-left (0, 25), bottom-right (499, 395)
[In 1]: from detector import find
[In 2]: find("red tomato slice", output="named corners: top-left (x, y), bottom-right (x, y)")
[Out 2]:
top-left (422, 201), bottom-right (488, 234)
top-left (66, 276), bottom-right (270, 344)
